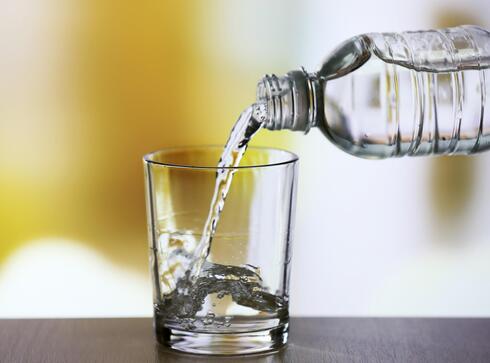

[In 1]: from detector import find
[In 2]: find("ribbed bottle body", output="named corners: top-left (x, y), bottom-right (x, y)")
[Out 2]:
top-left (318, 25), bottom-right (490, 158)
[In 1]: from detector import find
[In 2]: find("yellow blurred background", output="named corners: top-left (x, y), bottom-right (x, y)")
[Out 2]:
top-left (0, 1), bottom-right (290, 265)
top-left (1, 0), bottom-right (490, 317)
top-left (0, 0), bottom-right (294, 316)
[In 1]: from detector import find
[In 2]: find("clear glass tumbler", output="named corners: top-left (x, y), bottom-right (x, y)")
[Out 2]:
top-left (143, 146), bottom-right (298, 355)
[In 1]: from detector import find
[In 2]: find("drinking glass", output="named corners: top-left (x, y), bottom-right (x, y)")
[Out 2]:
top-left (143, 146), bottom-right (298, 355)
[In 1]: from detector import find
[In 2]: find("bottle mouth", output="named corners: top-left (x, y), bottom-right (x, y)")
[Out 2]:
top-left (256, 70), bottom-right (318, 133)
top-left (256, 74), bottom-right (291, 130)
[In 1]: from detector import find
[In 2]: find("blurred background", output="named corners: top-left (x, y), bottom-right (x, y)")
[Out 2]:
top-left (1, 0), bottom-right (490, 317)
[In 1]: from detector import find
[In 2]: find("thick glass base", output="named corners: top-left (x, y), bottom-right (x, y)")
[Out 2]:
top-left (156, 323), bottom-right (288, 355)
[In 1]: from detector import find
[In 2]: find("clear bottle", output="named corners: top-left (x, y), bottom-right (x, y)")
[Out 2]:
top-left (256, 25), bottom-right (490, 158)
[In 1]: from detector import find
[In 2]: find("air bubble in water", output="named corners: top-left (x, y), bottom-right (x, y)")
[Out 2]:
top-left (203, 312), bottom-right (215, 325)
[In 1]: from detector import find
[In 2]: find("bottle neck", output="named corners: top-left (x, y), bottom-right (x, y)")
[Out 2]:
top-left (256, 69), bottom-right (323, 133)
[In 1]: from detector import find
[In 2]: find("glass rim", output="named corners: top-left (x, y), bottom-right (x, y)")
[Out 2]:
top-left (143, 145), bottom-right (299, 170)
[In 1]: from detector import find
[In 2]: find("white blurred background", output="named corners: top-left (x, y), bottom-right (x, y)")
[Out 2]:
top-left (1, 0), bottom-right (490, 317)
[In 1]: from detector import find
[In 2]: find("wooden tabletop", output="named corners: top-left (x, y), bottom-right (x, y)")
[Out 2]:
top-left (1, 318), bottom-right (489, 362)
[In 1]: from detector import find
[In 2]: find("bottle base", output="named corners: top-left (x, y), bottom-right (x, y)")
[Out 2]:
top-left (156, 323), bottom-right (288, 355)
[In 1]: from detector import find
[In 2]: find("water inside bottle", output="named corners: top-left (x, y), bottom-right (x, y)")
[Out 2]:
top-left (318, 31), bottom-right (490, 158)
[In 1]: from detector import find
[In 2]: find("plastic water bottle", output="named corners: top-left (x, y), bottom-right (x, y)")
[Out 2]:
top-left (256, 25), bottom-right (490, 158)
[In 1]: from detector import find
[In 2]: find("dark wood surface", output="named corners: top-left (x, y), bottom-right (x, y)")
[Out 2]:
top-left (1, 318), bottom-right (489, 362)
